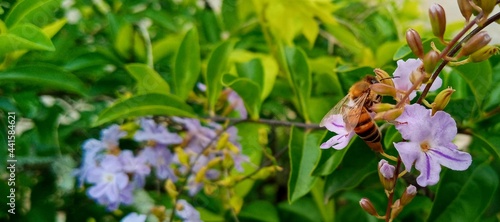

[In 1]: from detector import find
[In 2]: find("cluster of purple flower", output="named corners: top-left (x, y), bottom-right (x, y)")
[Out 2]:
top-left (320, 59), bottom-right (472, 187)
top-left (75, 117), bottom-right (248, 212)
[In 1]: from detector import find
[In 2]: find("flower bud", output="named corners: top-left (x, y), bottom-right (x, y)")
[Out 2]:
top-left (359, 198), bottom-right (379, 216)
top-left (174, 147), bottom-right (190, 166)
top-left (374, 107), bottom-right (403, 121)
top-left (406, 29), bottom-right (425, 59)
top-left (207, 157), bottom-right (222, 168)
top-left (371, 103), bottom-right (395, 113)
top-left (215, 132), bottom-right (230, 150)
top-left (374, 68), bottom-right (394, 87)
top-left (469, 45), bottom-right (500, 63)
top-left (409, 70), bottom-right (424, 86)
top-left (400, 185), bottom-right (417, 206)
top-left (378, 160), bottom-right (396, 191)
top-left (429, 4), bottom-right (446, 41)
top-left (195, 166), bottom-right (208, 182)
top-left (222, 151), bottom-right (234, 169)
top-left (457, 0), bottom-right (473, 22)
top-left (204, 183), bottom-right (217, 195)
top-left (151, 206), bottom-right (167, 222)
top-left (371, 83), bottom-right (397, 97)
top-left (432, 87), bottom-right (455, 115)
top-left (475, 0), bottom-right (496, 17)
top-left (423, 51), bottom-right (440, 74)
top-left (165, 179), bottom-right (178, 199)
top-left (459, 31), bottom-right (491, 57)
top-left (390, 199), bottom-right (403, 219)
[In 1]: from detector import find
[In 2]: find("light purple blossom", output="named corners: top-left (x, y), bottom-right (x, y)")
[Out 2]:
top-left (226, 89), bottom-right (248, 119)
top-left (87, 155), bottom-right (130, 210)
top-left (176, 199), bottom-right (202, 222)
top-left (121, 212), bottom-right (147, 222)
top-left (134, 118), bottom-right (182, 146)
top-left (393, 104), bottom-right (472, 187)
top-left (320, 114), bottom-right (355, 149)
top-left (392, 59), bottom-right (442, 100)
top-left (101, 124), bottom-right (127, 149)
top-left (139, 145), bottom-right (177, 181)
top-left (119, 150), bottom-right (151, 187)
top-left (172, 118), bottom-right (218, 153)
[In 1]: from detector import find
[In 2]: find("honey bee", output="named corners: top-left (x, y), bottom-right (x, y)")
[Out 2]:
top-left (320, 75), bottom-right (383, 152)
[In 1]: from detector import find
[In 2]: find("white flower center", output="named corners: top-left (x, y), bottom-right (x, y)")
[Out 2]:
top-left (103, 173), bottom-right (115, 183)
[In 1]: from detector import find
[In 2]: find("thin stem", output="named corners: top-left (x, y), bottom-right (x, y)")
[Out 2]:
top-left (417, 11), bottom-right (500, 104)
top-left (385, 157), bottom-right (402, 222)
top-left (136, 22), bottom-right (154, 68)
top-left (204, 116), bottom-right (324, 130)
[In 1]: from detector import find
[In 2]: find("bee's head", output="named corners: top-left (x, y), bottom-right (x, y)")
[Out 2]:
top-left (365, 75), bottom-right (379, 84)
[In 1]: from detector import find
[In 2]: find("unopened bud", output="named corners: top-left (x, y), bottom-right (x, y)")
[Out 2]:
top-left (250, 166), bottom-right (282, 180)
top-left (371, 83), bottom-right (396, 97)
top-left (207, 157), bottom-right (222, 168)
top-left (359, 198), bottom-right (379, 216)
top-left (429, 4), bottom-right (446, 41)
top-left (151, 205), bottom-right (167, 222)
top-left (215, 132), bottom-right (230, 150)
top-left (165, 179), bottom-right (178, 199)
top-left (371, 103), bottom-right (395, 113)
top-left (217, 176), bottom-right (235, 187)
top-left (409, 70), bottom-right (424, 86)
top-left (174, 147), bottom-right (190, 166)
top-left (432, 87), bottom-right (455, 115)
top-left (457, 0), bottom-right (473, 22)
top-left (374, 68), bottom-right (395, 87)
top-left (390, 200), bottom-right (403, 219)
top-left (423, 51), bottom-right (440, 74)
top-left (476, 0), bottom-right (496, 17)
top-left (374, 107), bottom-right (403, 121)
top-left (469, 45), bottom-right (500, 63)
top-left (459, 31), bottom-right (491, 57)
top-left (400, 185), bottom-right (417, 206)
top-left (222, 152), bottom-right (234, 169)
top-left (406, 29), bottom-right (425, 59)
top-left (378, 160), bottom-right (396, 191)
top-left (195, 166), bottom-right (208, 182)
top-left (204, 183), bottom-right (217, 195)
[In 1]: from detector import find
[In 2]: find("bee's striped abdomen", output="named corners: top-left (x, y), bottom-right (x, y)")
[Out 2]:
top-left (354, 108), bottom-right (381, 144)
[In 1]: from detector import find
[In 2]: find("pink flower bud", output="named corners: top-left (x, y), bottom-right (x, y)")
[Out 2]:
top-left (359, 198), bottom-right (379, 216)
top-left (459, 31), bottom-right (491, 57)
top-left (429, 4), bottom-right (446, 41)
top-left (406, 29), bottom-right (424, 59)
top-left (400, 185), bottom-right (417, 206)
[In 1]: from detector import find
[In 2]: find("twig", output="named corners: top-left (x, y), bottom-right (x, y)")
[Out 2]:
top-left (204, 116), bottom-right (323, 129)
top-left (417, 11), bottom-right (500, 104)
top-left (385, 157), bottom-right (402, 222)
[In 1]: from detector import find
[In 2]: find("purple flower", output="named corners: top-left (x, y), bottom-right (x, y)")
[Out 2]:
top-left (119, 150), bottom-right (151, 187)
top-left (393, 104), bottom-right (472, 187)
top-left (176, 199), bottom-right (202, 222)
top-left (121, 212), bottom-right (147, 222)
top-left (393, 59), bottom-right (442, 100)
top-left (87, 155), bottom-right (129, 208)
top-left (139, 145), bottom-right (176, 181)
top-left (101, 125), bottom-right (127, 149)
top-left (320, 114), bottom-right (355, 149)
top-left (226, 89), bottom-right (248, 119)
top-left (172, 118), bottom-right (217, 153)
top-left (134, 118), bottom-right (182, 146)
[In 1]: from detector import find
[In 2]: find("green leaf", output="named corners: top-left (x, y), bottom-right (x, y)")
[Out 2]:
top-left (239, 201), bottom-right (279, 222)
top-left (235, 58), bottom-right (264, 91)
top-left (206, 40), bottom-right (236, 114)
top-left (234, 123), bottom-right (264, 197)
top-left (0, 65), bottom-right (86, 95)
top-left (4, 0), bottom-right (60, 27)
top-left (472, 131), bottom-right (500, 160)
top-left (323, 138), bottom-right (378, 201)
top-left (278, 197), bottom-right (323, 222)
top-left (311, 179), bottom-right (335, 222)
top-left (0, 24), bottom-right (54, 55)
top-left (451, 61), bottom-right (492, 109)
top-left (311, 131), bottom-right (349, 176)
top-left (94, 93), bottom-right (195, 126)
top-left (114, 24), bottom-right (134, 59)
top-left (222, 74), bottom-right (261, 119)
top-left (427, 163), bottom-right (499, 222)
top-left (288, 127), bottom-right (322, 203)
top-left (174, 27), bottom-right (201, 101)
top-left (383, 125), bottom-right (402, 150)
top-left (280, 45), bottom-right (311, 122)
top-left (125, 63), bottom-right (170, 95)
top-left (197, 208), bottom-right (225, 222)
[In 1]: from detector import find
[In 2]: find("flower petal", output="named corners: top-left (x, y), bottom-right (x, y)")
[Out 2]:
top-left (322, 114), bottom-right (348, 134)
top-left (414, 152), bottom-right (441, 187)
top-left (394, 141), bottom-right (421, 172)
top-left (320, 132), bottom-right (354, 150)
top-left (429, 143), bottom-right (472, 171)
top-left (430, 110), bottom-right (457, 145)
top-left (393, 59), bottom-right (423, 92)
top-left (395, 104), bottom-right (432, 142)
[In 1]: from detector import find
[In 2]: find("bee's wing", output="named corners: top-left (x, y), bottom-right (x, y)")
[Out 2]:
top-left (320, 93), bottom-right (369, 132)
top-left (319, 94), bottom-right (351, 127)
